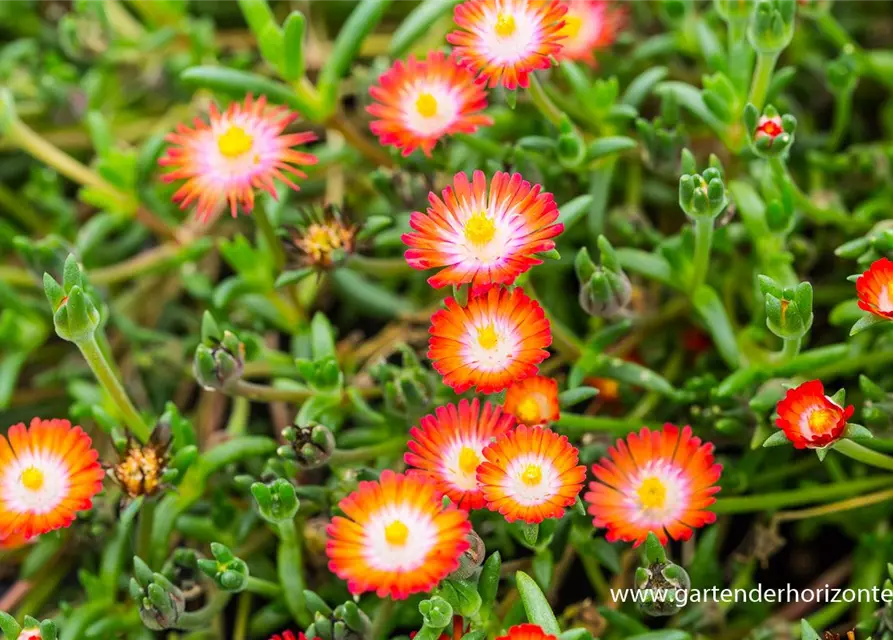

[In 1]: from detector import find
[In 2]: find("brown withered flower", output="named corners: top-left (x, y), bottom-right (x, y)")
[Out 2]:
top-left (285, 204), bottom-right (356, 270)
top-left (110, 427), bottom-right (172, 500)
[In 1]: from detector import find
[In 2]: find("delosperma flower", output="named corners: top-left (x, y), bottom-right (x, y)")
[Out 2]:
top-left (775, 380), bottom-right (854, 449)
top-left (326, 470), bottom-right (471, 599)
top-left (428, 286), bottom-right (552, 394)
top-left (447, 0), bottom-right (568, 90)
top-left (554, 0), bottom-right (624, 64)
top-left (0, 418), bottom-right (104, 542)
top-left (585, 425), bottom-right (722, 546)
top-left (269, 632), bottom-right (304, 640)
top-left (477, 425), bottom-right (586, 524)
top-left (856, 257), bottom-right (893, 320)
top-left (368, 51), bottom-right (493, 157)
top-left (159, 95), bottom-right (318, 220)
top-left (497, 625), bottom-right (558, 640)
top-left (405, 399), bottom-right (516, 510)
top-left (403, 171), bottom-right (563, 289)
top-left (503, 375), bottom-right (560, 426)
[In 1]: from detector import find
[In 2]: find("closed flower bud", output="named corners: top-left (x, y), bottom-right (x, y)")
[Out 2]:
top-left (197, 543), bottom-right (249, 592)
top-left (760, 276), bottom-right (813, 340)
top-left (251, 478), bottom-right (300, 523)
top-left (679, 163), bottom-right (728, 220)
top-left (748, 0), bottom-right (796, 55)
top-left (43, 255), bottom-right (101, 344)
top-left (129, 557), bottom-right (186, 631)
top-left (280, 422), bottom-right (335, 469)
top-left (419, 596), bottom-right (453, 629)
top-left (576, 240), bottom-right (633, 318)
top-left (714, 0), bottom-right (755, 24)
top-left (636, 532), bottom-right (691, 617)
top-left (193, 329), bottom-right (245, 391)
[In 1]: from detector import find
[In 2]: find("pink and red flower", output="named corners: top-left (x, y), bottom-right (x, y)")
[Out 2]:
top-left (775, 380), bottom-right (854, 449)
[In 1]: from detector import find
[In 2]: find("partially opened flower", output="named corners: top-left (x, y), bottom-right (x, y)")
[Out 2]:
top-left (503, 375), bottom-right (560, 426)
top-left (856, 257), bottom-right (893, 320)
top-left (447, 0), bottom-right (568, 90)
top-left (368, 51), bottom-right (493, 157)
top-left (269, 632), bottom-right (305, 640)
top-left (0, 418), bottom-right (104, 541)
top-left (775, 380), bottom-right (854, 449)
top-left (477, 425), bottom-right (585, 523)
top-left (405, 398), bottom-right (516, 510)
top-left (404, 171), bottom-right (563, 289)
top-left (326, 470), bottom-right (471, 599)
top-left (159, 95), bottom-right (317, 220)
top-left (555, 0), bottom-right (624, 64)
top-left (497, 624), bottom-right (558, 640)
top-left (428, 286), bottom-right (552, 394)
top-left (585, 425), bottom-right (722, 546)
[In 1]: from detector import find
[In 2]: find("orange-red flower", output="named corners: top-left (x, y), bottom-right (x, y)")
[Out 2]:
top-left (368, 51), bottom-right (493, 157)
top-left (326, 470), bottom-right (471, 599)
top-left (0, 529), bottom-right (28, 551)
top-left (775, 380), bottom-right (854, 449)
top-left (428, 286), bottom-right (552, 394)
top-left (404, 171), bottom-right (563, 289)
top-left (269, 632), bottom-right (305, 640)
top-left (447, 0), bottom-right (568, 90)
top-left (497, 625), bottom-right (558, 640)
top-left (159, 95), bottom-right (317, 220)
top-left (477, 425), bottom-right (585, 524)
top-left (0, 418), bottom-right (104, 542)
top-left (555, 0), bottom-right (624, 64)
top-left (585, 425), bottom-right (722, 546)
top-left (405, 399), bottom-right (516, 510)
top-left (503, 376), bottom-right (560, 426)
top-left (856, 258), bottom-right (893, 320)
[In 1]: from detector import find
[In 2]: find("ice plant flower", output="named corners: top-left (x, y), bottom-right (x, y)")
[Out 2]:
top-left (775, 380), bottom-right (855, 449)
top-left (477, 425), bottom-right (586, 523)
top-left (503, 375), bottom-right (560, 426)
top-left (428, 286), bottom-right (552, 394)
top-left (585, 425), bottom-right (722, 546)
top-left (368, 51), bottom-right (493, 157)
top-left (856, 257), bottom-right (893, 320)
top-left (0, 418), bottom-right (104, 541)
top-left (447, 0), bottom-right (568, 90)
top-left (269, 632), bottom-right (304, 640)
top-left (496, 624), bottom-right (558, 640)
top-left (110, 428), bottom-right (172, 500)
top-left (159, 95), bottom-right (318, 220)
top-left (404, 171), bottom-right (563, 289)
top-left (555, 0), bottom-right (624, 64)
top-left (405, 398), bottom-right (516, 510)
top-left (286, 205), bottom-right (356, 270)
top-left (326, 470), bottom-right (471, 599)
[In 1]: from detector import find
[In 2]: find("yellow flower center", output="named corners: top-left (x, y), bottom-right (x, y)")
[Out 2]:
top-left (416, 92), bottom-right (438, 118)
top-left (464, 211), bottom-right (496, 245)
top-left (477, 324), bottom-right (500, 350)
top-left (458, 446), bottom-right (481, 475)
top-left (637, 477), bottom-right (667, 510)
top-left (217, 125), bottom-right (254, 158)
top-left (807, 408), bottom-right (838, 435)
top-left (521, 464), bottom-right (543, 486)
top-left (495, 13), bottom-right (517, 37)
top-left (516, 397), bottom-right (542, 424)
top-left (21, 467), bottom-right (44, 491)
top-left (384, 520), bottom-right (409, 546)
top-left (560, 14), bottom-right (583, 39)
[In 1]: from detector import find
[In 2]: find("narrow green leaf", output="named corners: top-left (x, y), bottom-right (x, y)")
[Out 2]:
top-left (389, 0), bottom-right (455, 58)
top-left (281, 11), bottom-right (307, 81)
top-left (692, 285), bottom-right (740, 368)
top-left (587, 136), bottom-right (638, 160)
top-left (516, 571), bottom-right (560, 635)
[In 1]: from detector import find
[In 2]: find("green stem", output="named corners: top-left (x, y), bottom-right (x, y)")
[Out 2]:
top-left (827, 89), bottom-right (853, 151)
top-left (77, 335), bottom-right (150, 442)
top-left (773, 336), bottom-right (802, 363)
top-left (370, 598), bottom-right (396, 640)
top-left (527, 74), bottom-right (565, 128)
top-left (556, 414), bottom-right (655, 433)
top-left (748, 52), bottom-right (778, 110)
top-left (243, 576), bottom-right (283, 599)
top-left (329, 437), bottom-right (406, 464)
top-left (813, 11), bottom-right (855, 50)
top-left (254, 206), bottom-right (286, 271)
top-left (231, 379), bottom-right (312, 403)
top-left (136, 499), bottom-right (156, 560)
top-left (345, 254), bottom-right (412, 277)
top-left (177, 591), bottom-right (232, 629)
top-left (712, 476), bottom-right (893, 514)
top-left (834, 439), bottom-right (893, 472)
top-left (690, 217), bottom-right (714, 291)
top-left (276, 520), bottom-right (310, 626)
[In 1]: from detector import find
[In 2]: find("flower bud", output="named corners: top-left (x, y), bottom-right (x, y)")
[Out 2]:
top-left (197, 543), bottom-right (249, 592)
top-left (714, 0), bottom-right (755, 25)
top-left (744, 103), bottom-right (796, 157)
top-left (280, 422), bottom-right (335, 469)
top-left (193, 326), bottom-right (245, 392)
top-left (759, 276), bottom-right (813, 340)
top-left (678, 160), bottom-right (728, 220)
top-left (635, 532), bottom-right (691, 617)
top-left (43, 255), bottom-right (101, 344)
top-left (419, 596), bottom-right (453, 629)
top-left (129, 557), bottom-right (186, 631)
top-left (748, 0), bottom-right (795, 55)
top-left (0, 613), bottom-right (58, 640)
top-left (557, 117), bottom-right (586, 169)
top-left (448, 529), bottom-right (486, 580)
top-left (575, 239), bottom-right (633, 318)
top-left (251, 478), bottom-right (300, 523)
